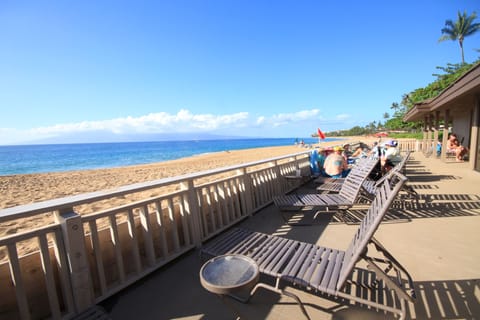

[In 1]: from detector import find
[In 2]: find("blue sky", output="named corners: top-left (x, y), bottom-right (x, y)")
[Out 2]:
top-left (1, 0), bottom-right (479, 145)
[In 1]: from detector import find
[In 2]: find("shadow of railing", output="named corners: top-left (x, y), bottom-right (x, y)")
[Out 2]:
top-left (411, 278), bottom-right (480, 320)
top-left (288, 270), bottom-right (480, 319)
top-left (421, 194), bottom-right (480, 201)
top-left (332, 194), bottom-right (480, 224)
top-left (408, 175), bottom-right (461, 182)
top-left (395, 197), bottom-right (480, 219)
top-left (407, 184), bottom-right (439, 190)
top-left (190, 265), bottom-right (479, 320)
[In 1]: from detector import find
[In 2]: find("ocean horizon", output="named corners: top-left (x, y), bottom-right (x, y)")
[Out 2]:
top-left (0, 137), bottom-right (340, 176)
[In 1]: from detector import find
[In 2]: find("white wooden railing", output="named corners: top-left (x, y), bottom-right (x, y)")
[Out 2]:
top-left (415, 139), bottom-right (437, 156)
top-left (396, 139), bottom-right (418, 153)
top-left (0, 150), bottom-right (311, 319)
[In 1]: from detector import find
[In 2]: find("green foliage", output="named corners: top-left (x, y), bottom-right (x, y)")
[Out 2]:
top-left (324, 127), bottom-right (367, 137)
top-left (384, 118), bottom-right (406, 130)
top-left (407, 62), bottom-right (477, 108)
top-left (314, 61), bottom-right (479, 138)
top-left (387, 132), bottom-right (423, 139)
top-left (386, 60), bottom-right (479, 132)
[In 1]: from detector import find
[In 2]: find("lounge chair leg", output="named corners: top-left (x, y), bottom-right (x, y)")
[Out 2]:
top-left (398, 298), bottom-right (406, 320)
top-left (250, 282), bottom-right (311, 320)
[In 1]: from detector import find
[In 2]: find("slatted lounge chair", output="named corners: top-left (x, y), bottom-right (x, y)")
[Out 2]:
top-left (273, 158), bottom-right (379, 213)
top-left (315, 157), bottom-right (378, 194)
top-left (201, 171), bottom-right (415, 320)
top-left (320, 151), bottom-right (412, 198)
top-left (362, 151), bottom-right (418, 202)
top-left (313, 176), bottom-right (345, 185)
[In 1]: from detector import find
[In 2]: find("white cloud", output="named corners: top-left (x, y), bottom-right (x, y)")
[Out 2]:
top-left (269, 109), bottom-right (321, 127)
top-left (272, 109), bottom-right (320, 122)
top-left (336, 113), bottom-right (350, 120)
top-left (0, 108), bottom-right (329, 144)
top-left (26, 109), bottom-right (250, 135)
top-left (255, 116), bottom-right (266, 125)
top-left (0, 128), bottom-right (50, 145)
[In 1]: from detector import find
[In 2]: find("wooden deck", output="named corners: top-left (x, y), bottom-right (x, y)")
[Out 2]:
top-left (102, 152), bottom-right (480, 319)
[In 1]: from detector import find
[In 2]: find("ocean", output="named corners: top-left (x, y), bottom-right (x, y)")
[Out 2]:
top-left (0, 138), bottom-right (339, 176)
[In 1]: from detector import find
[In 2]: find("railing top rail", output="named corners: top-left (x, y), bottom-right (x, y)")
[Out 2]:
top-left (0, 149), bottom-right (311, 222)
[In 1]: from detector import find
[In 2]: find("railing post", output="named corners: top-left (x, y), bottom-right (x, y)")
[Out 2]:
top-left (181, 179), bottom-right (203, 247)
top-left (293, 156), bottom-right (301, 173)
top-left (54, 208), bottom-right (94, 313)
top-left (422, 116), bottom-right (428, 154)
top-left (271, 160), bottom-right (283, 196)
top-left (434, 111), bottom-right (440, 155)
top-left (470, 95), bottom-right (479, 170)
top-left (237, 167), bottom-right (254, 215)
top-left (441, 109), bottom-right (450, 161)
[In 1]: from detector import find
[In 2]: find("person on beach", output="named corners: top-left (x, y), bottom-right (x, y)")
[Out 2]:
top-left (349, 143), bottom-right (368, 163)
top-left (368, 141), bottom-right (382, 159)
top-left (316, 148), bottom-right (328, 177)
top-left (342, 143), bottom-right (352, 158)
top-left (324, 146), bottom-right (349, 178)
top-left (381, 140), bottom-right (401, 172)
top-left (436, 139), bottom-right (442, 157)
top-left (446, 133), bottom-right (468, 161)
top-left (350, 146), bottom-right (363, 158)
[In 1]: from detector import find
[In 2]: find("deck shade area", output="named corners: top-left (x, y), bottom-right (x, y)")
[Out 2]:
top-left (404, 63), bottom-right (480, 171)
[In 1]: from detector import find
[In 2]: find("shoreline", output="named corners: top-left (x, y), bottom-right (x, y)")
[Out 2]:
top-left (0, 137), bottom-right (333, 177)
top-left (0, 136), bottom-right (371, 260)
top-left (0, 137), bottom-right (365, 210)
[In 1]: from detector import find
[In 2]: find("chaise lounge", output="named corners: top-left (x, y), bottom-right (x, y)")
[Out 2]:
top-left (201, 171), bottom-right (416, 319)
top-left (272, 157), bottom-right (379, 223)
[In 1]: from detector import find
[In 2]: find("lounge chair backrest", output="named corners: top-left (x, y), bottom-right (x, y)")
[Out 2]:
top-left (393, 150), bottom-right (410, 173)
top-left (360, 150), bottom-right (411, 190)
top-left (338, 158), bottom-right (378, 202)
top-left (371, 150), bottom-right (411, 187)
top-left (336, 171), bottom-right (407, 289)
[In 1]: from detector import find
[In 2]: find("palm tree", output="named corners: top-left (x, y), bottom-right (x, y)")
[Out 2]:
top-left (439, 11), bottom-right (480, 64)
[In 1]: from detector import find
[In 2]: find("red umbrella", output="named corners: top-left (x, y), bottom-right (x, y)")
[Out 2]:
top-left (317, 128), bottom-right (326, 140)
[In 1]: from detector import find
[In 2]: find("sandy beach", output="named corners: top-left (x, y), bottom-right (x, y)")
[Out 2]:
top-left (0, 138), bottom-right (367, 211)
top-left (0, 138), bottom-right (370, 255)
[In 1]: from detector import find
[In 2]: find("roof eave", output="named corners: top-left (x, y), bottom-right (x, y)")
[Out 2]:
top-left (403, 63), bottom-right (480, 122)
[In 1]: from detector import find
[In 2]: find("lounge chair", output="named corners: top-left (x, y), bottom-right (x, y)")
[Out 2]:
top-left (273, 158), bottom-right (379, 216)
top-left (315, 157), bottom-right (379, 194)
top-left (319, 151), bottom-right (413, 199)
top-left (201, 171), bottom-right (415, 319)
top-left (362, 151), bottom-right (418, 202)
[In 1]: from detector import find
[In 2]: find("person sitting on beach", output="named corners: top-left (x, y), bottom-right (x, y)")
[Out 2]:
top-left (346, 145), bottom-right (366, 165)
top-left (446, 133), bottom-right (468, 161)
top-left (342, 143), bottom-right (352, 158)
top-left (350, 146), bottom-right (363, 158)
top-left (368, 141), bottom-right (382, 159)
top-left (324, 146), bottom-right (350, 178)
top-left (316, 148), bottom-right (328, 177)
top-left (381, 140), bottom-right (401, 172)
top-left (436, 139), bottom-right (442, 157)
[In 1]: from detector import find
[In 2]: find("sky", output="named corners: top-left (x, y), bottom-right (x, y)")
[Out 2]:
top-left (1, 0), bottom-right (479, 145)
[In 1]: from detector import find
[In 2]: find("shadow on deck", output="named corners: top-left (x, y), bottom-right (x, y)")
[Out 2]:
top-left (101, 153), bottom-right (480, 320)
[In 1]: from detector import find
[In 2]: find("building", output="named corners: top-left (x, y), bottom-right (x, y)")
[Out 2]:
top-left (404, 63), bottom-right (480, 172)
